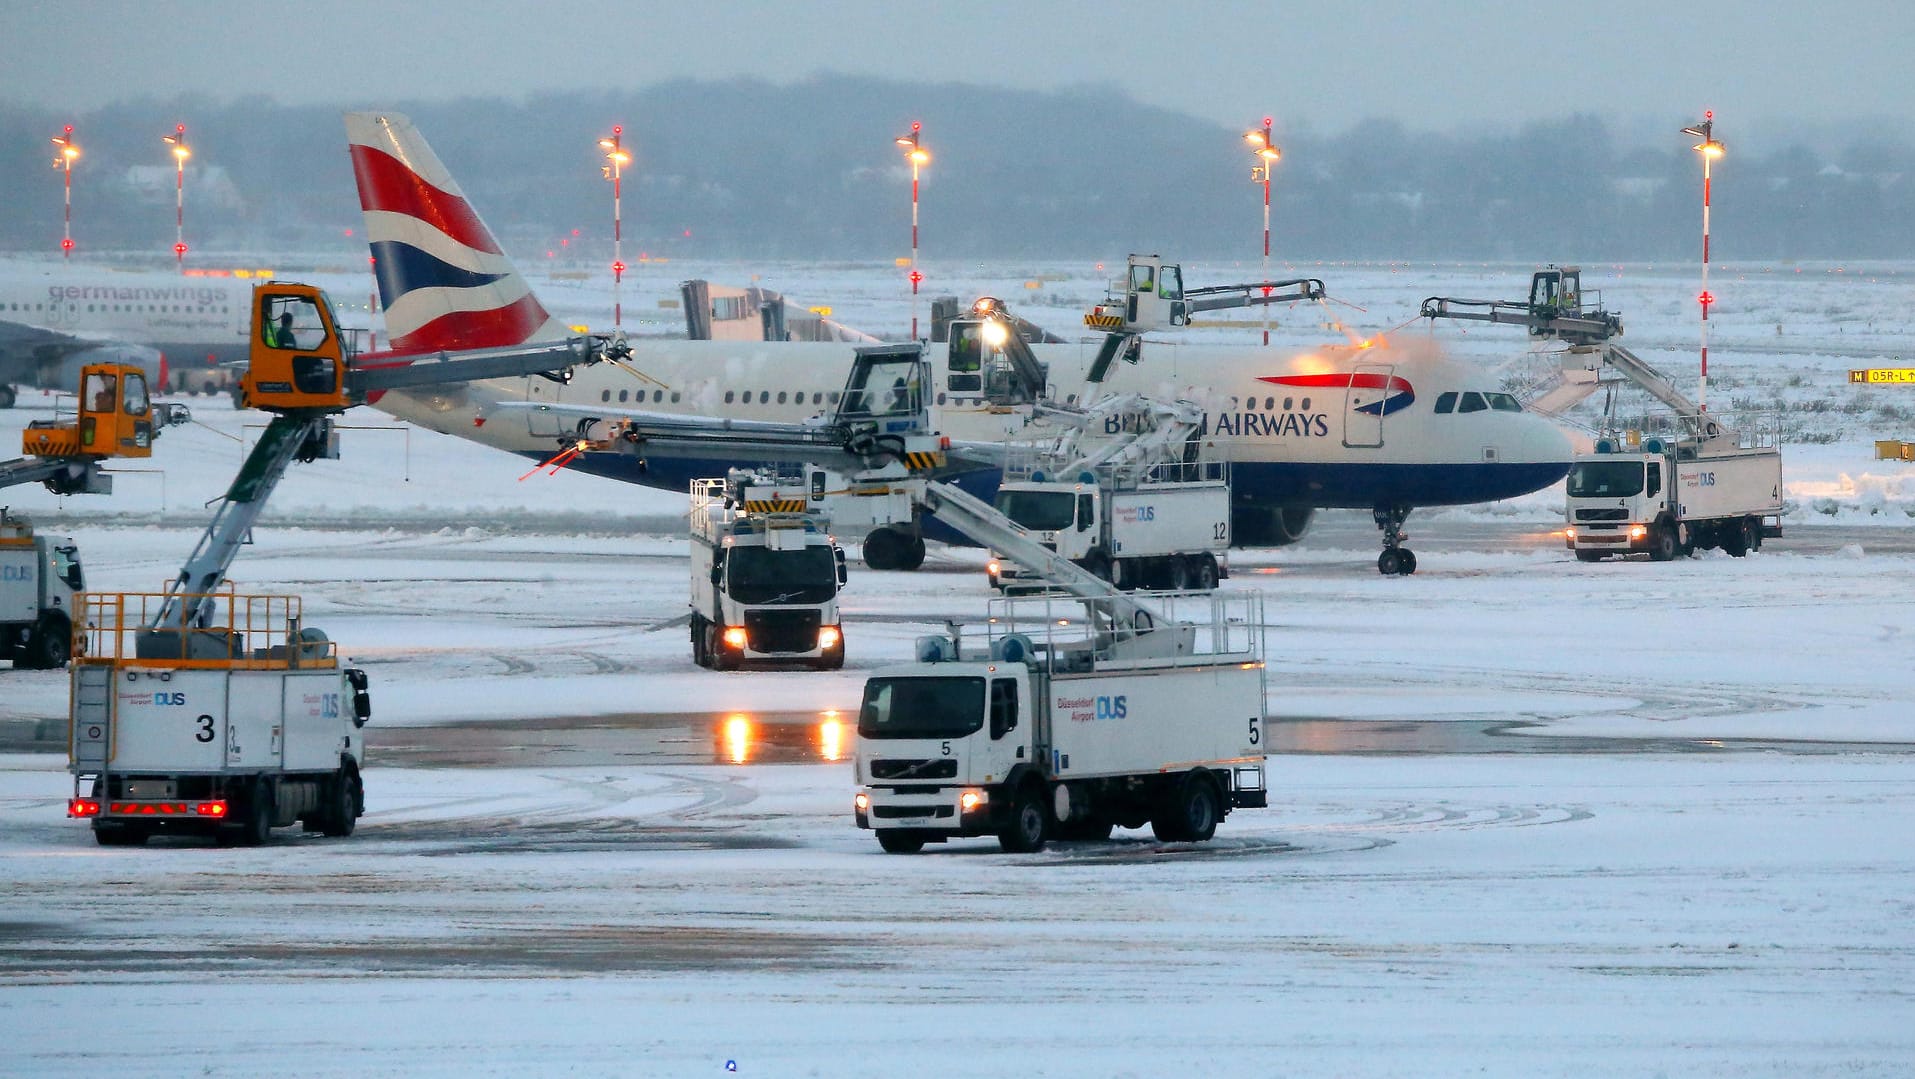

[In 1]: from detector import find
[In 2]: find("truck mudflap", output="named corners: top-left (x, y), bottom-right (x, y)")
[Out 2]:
top-left (1228, 762), bottom-right (1267, 809)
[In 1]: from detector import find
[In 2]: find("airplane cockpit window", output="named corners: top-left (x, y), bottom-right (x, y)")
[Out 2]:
top-left (1486, 392), bottom-right (1522, 412)
top-left (1434, 391), bottom-right (1457, 414)
top-left (1457, 391), bottom-right (1488, 413)
top-left (122, 373), bottom-right (150, 416)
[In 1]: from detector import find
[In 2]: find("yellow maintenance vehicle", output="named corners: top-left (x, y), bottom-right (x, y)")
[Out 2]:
top-left (2, 361), bottom-right (190, 495)
top-left (67, 281), bottom-right (616, 845)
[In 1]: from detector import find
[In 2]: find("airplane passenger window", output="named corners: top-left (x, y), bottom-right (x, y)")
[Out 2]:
top-left (829, 391), bottom-right (840, 403)
top-left (1434, 391), bottom-right (1457, 414)
top-left (652, 390), bottom-right (662, 403)
top-left (759, 391), bottom-right (769, 404)
top-left (600, 390), bottom-right (610, 403)
top-left (1301, 397), bottom-right (1311, 410)
top-left (1487, 393), bottom-right (1522, 412)
top-left (777, 392), bottom-right (787, 404)
top-left (1246, 397), bottom-right (1259, 410)
top-left (1282, 397), bottom-right (1293, 410)
top-left (1265, 397), bottom-right (1275, 410)
top-left (672, 392), bottom-right (681, 403)
top-left (725, 391), bottom-right (735, 403)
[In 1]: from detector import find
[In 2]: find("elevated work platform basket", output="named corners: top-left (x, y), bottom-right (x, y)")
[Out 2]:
top-left (76, 590), bottom-right (337, 670)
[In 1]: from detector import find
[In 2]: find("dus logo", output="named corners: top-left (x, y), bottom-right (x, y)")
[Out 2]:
top-left (153, 692), bottom-right (187, 706)
top-left (1094, 695), bottom-right (1127, 720)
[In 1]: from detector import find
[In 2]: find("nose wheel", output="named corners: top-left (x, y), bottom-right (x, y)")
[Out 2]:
top-left (1373, 504), bottom-right (1417, 576)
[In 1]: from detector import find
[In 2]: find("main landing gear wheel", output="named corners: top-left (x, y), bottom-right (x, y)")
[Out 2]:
top-left (1373, 504), bottom-right (1416, 575)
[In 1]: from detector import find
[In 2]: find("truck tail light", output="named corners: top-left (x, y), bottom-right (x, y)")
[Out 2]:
top-left (818, 625), bottom-right (841, 650)
top-left (196, 801), bottom-right (227, 818)
top-left (68, 798), bottom-right (101, 818)
top-left (722, 626), bottom-right (748, 649)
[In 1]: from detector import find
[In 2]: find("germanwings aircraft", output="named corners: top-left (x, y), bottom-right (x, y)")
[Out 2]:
top-left (0, 266), bottom-right (257, 406)
top-left (344, 112), bottom-right (1572, 575)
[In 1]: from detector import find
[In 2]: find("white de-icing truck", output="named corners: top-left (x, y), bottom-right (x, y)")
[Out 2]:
top-left (1, 510), bottom-right (83, 670)
top-left (690, 471), bottom-right (849, 670)
top-left (853, 590), bottom-right (1268, 853)
top-left (991, 464), bottom-right (1230, 591)
top-left (1565, 433), bottom-right (1783, 561)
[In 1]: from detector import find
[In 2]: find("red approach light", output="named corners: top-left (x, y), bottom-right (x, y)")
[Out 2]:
top-left (912, 121), bottom-right (921, 133)
top-left (613, 125), bottom-right (622, 136)
top-left (612, 260), bottom-right (626, 274)
top-left (174, 242), bottom-right (188, 256)
top-left (344, 227), bottom-right (354, 237)
top-left (571, 228), bottom-right (581, 237)
top-left (908, 270), bottom-right (923, 285)
top-left (64, 124), bottom-right (73, 135)
top-left (60, 238), bottom-right (73, 251)
top-left (1699, 291), bottom-right (1715, 308)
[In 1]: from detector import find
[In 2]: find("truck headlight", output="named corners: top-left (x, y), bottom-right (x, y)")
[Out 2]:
top-left (818, 625), bottom-right (841, 650)
top-left (1564, 527), bottom-right (1576, 541)
top-left (722, 626), bottom-right (748, 649)
top-left (959, 789), bottom-right (985, 811)
top-left (854, 792), bottom-right (869, 812)
top-left (1628, 525), bottom-right (1647, 540)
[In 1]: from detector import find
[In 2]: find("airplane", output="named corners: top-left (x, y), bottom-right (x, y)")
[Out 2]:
top-left (0, 264), bottom-right (257, 407)
top-left (344, 111), bottom-right (1574, 575)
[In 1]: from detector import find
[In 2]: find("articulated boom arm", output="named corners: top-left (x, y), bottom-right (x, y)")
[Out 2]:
top-left (913, 479), bottom-right (1162, 632)
top-left (1020, 394), bottom-right (1206, 481)
top-left (1418, 295), bottom-right (1622, 347)
top-left (1182, 277), bottom-right (1327, 315)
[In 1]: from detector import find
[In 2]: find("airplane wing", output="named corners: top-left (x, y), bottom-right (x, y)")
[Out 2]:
top-left (486, 399), bottom-right (1001, 474)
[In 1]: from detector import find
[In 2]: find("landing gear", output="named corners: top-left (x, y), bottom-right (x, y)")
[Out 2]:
top-left (1373, 504), bottom-right (1417, 576)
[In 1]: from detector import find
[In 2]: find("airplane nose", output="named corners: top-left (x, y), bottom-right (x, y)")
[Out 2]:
top-left (1522, 415), bottom-right (1575, 479)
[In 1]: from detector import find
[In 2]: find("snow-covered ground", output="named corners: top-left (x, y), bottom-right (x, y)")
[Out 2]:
top-left (2, 260), bottom-right (1913, 1076)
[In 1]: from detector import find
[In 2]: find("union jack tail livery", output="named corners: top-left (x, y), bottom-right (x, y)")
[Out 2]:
top-left (345, 112), bottom-right (564, 355)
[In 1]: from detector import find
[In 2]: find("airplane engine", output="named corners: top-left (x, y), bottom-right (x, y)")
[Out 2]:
top-left (1230, 499), bottom-right (1314, 547)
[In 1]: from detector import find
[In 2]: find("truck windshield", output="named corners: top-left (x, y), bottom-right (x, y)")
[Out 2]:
top-left (726, 545), bottom-right (837, 604)
top-left (1567, 460), bottom-right (1645, 498)
top-left (995, 489), bottom-right (1075, 531)
top-left (859, 676), bottom-right (985, 739)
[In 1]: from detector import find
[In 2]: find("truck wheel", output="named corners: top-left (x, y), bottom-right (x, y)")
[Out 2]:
top-left (1168, 557), bottom-right (1191, 591)
top-left (1649, 524), bottom-right (1679, 562)
top-left (877, 831), bottom-right (926, 854)
top-left (1082, 552), bottom-right (1111, 583)
top-left (237, 780), bottom-right (274, 846)
top-left (897, 534), bottom-right (926, 572)
top-left (30, 614), bottom-right (71, 669)
top-left (1194, 554), bottom-right (1219, 591)
top-left (320, 769), bottom-right (360, 838)
top-left (997, 782), bottom-right (1048, 853)
top-left (690, 613), bottom-right (709, 667)
top-left (1725, 518), bottom-right (1755, 558)
top-left (1111, 559), bottom-right (1133, 591)
top-left (1152, 773), bottom-right (1220, 843)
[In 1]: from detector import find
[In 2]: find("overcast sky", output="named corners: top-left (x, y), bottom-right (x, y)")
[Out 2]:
top-left (6, 0), bottom-right (1911, 140)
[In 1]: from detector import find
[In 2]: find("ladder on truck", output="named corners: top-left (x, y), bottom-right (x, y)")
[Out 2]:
top-left (1420, 265), bottom-right (1731, 443)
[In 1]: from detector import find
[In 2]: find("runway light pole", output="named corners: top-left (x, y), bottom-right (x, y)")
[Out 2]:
top-left (50, 126), bottom-right (79, 260)
top-left (162, 124), bottom-right (190, 273)
top-left (1243, 118), bottom-right (1281, 346)
top-left (1682, 111), bottom-right (1723, 415)
top-left (599, 126), bottom-right (630, 329)
top-left (895, 122), bottom-right (930, 340)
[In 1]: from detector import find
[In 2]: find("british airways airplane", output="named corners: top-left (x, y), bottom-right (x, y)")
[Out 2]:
top-left (345, 112), bottom-right (1572, 575)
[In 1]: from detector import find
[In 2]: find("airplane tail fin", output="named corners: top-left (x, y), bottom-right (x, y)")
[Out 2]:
top-left (344, 111), bottom-right (564, 355)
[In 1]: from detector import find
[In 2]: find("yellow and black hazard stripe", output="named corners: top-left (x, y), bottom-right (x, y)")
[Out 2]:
top-left (1084, 312), bottom-right (1124, 329)
top-left (903, 451), bottom-right (946, 472)
top-left (742, 498), bottom-right (808, 513)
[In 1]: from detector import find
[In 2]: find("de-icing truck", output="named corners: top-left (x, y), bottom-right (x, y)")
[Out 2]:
top-left (1565, 432), bottom-right (1783, 561)
top-left (853, 590), bottom-right (1268, 854)
top-left (689, 471), bottom-right (849, 670)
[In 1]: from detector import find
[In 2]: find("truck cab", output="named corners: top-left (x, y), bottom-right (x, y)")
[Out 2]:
top-left (20, 362), bottom-right (163, 464)
top-left (0, 510), bottom-right (82, 669)
top-left (689, 473), bottom-right (849, 670)
top-left (1086, 255), bottom-right (1189, 332)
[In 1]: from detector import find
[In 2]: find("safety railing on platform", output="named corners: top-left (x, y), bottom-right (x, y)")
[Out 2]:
top-left (76, 590), bottom-right (337, 669)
